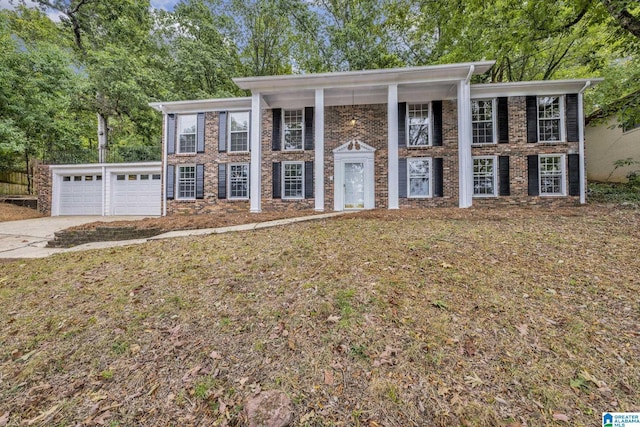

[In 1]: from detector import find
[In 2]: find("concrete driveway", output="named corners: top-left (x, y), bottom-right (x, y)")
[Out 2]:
top-left (0, 216), bottom-right (149, 259)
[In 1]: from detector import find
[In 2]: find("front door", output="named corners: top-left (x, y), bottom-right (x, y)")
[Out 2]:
top-left (344, 162), bottom-right (365, 209)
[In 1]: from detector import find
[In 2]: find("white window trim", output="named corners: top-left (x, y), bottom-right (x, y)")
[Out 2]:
top-left (472, 155), bottom-right (497, 197)
top-left (537, 95), bottom-right (566, 143)
top-left (228, 162), bottom-right (250, 200)
top-left (177, 114), bottom-right (197, 154)
top-left (282, 109), bottom-right (305, 152)
top-left (177, 164), bottom-right (196, 200)
top-left (281, 161), bottom-right (305, 200)
top-left (539, 154), bottom-right (566, 196)
top-left (407, 103), bottom-right (432, 148)
top-left (407, 157), bottom-right (432, 198)
top-left (228, 111), bottom-right (250, 153)
top-left (471, 98), bottom-right (497, 145)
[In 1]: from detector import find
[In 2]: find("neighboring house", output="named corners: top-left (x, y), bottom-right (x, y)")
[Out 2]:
top-left (150, 61), bottom-right (600, 215)
top-left (585, 94), bottom-right (640, 183)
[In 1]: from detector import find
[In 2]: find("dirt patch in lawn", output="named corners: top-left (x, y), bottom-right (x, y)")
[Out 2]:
top-left (0, 203), bottom-right (42, 222)
top-left (1, 205), bottom-right (639, 426)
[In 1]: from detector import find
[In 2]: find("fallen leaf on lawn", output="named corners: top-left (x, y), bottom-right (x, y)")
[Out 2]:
top-left (552, 413), bottom-right (569, 422)
top-left (238, 377), bottom-right (249, 386)
top-left (26, 404), bottom-right (60, 425)
top-left (324, 369), bottom-right (334, 385)
top-left (515, 324), bottom-right (528, 337)
top-left (580, 370), bottom-right (607, 388)
top-left (0, 412), bottom-right (9, 427)
top-left (327, 315), bottom-right (341, 323)
top-left (209, 350), bottom-right (222, 360)
top-left (441, 261), bottom-right (453, 269)
top-left (464, 373), bottom-right (484, 388)
top-left (19, 349), bottom-right (38, 362)
top-left (299, 411), bottom-right (315, 422)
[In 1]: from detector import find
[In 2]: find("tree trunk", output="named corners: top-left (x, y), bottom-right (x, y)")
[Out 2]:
top-left (98, 112), bottom-right (109, 163)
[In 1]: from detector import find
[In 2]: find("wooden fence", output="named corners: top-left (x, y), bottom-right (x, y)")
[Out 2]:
top-left (0, 171), bottom-right (32, 195)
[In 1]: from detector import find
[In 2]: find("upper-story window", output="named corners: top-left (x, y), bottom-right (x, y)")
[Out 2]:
top-left (229, 111), bottom-right (249, 152)
top-left (538, 96), bottom-right (564, 142)
top-left (177, 114), bottom-right (197, 153)
top-left (283, 109), bottom-right (304, 151)
top-left (408, 103), bottom-right (430, 147)
top-left (472, 99), bottom-right (496, 144)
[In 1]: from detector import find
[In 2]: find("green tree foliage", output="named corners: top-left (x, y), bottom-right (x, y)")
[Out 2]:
top-left (0, 8), bottom-right (87, 172)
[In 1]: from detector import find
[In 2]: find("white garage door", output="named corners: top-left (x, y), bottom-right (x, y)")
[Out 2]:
top-left (59, 175), bottom-right (103, 215)
top-left (111, 173), bottom-right (161, 215)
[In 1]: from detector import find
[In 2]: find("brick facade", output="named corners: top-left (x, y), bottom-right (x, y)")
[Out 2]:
top-left (163, 95), bottom-right (581, 215)
top-left (35, 163), bottom-right (52, 216)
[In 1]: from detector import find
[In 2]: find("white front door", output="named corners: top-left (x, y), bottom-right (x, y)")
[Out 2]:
top-left (344, 162), bottom-right (365, 209)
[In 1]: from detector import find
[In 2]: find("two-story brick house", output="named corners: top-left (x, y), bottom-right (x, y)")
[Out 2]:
top-left (150, 61), bottom-right (599, 215)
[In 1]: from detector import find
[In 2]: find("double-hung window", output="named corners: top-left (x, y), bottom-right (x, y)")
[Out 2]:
top-left (229, 163), bottom-right (249, 199)
top-left (539, 155), bottom-right (565, 196)
top-left (473, 157), bottom-right (497, 196)
top-left (177, 165), bottom-right (196, 199)
top-left (229, 112), bottom-right (249, 152)
top-left (471, 99), bottom-right (495, 144)
top-left (407, 158), bottom-right (431, 197)
top-left (283, 109), bottom-right (303, 151)
top-left (408, 104), bottom-right (430, 147)
top-left (282, 161), bottom-right (304, 199)
top-left (537, 96), bottom-right (564, 142)
top-left (177, 115), bottom-right (197, 153)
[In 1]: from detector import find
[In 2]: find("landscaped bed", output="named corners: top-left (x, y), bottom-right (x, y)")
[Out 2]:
top-left (1, 204), bottom-right (639, 426)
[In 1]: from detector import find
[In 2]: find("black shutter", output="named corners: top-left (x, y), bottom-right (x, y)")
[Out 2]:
top-left (272, 109), bottom-right (281, 151)
top-left (432, 101), bottom-right (443, 146)
top-left (304, 107), bottom-right (314, 150)
top-left (167, 114), bottom-right (176, 155)
top-left (527, 155), bottom-right (539, 196)
top-left (566, 94), bottom-right (579, 142)
top-left (398, 102), bottom-right (407, 148)
top-left (166, 165), bottom-right (175, 200)
top-left (195, 164), bottom-right (204, 199)
top-left (498, 97), bottom-right (509, 144)
top-left (526, 96), bottom-right (538, 143)
top-left (568, 153), bottom-right (580, 196)
top-left (218, 112), bottom-right (227, 152)
top-left (196, 113), bottom-right (205, 153)
top-left (272, 162), bottom-right (281, 199)
top-left (398, 158), bottom-right (407, 198)
top-left (217, 163), bottom-right (227, 199)
top-left (305, 161), bottom-right (314, 198)
top-left (433, 157), bottom-right (444, 197)
top-left (498, 156), bottom-right (510, 196)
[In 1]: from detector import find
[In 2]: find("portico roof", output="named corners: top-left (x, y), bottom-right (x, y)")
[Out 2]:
top-left (233, 61), bottom-right (496, 108)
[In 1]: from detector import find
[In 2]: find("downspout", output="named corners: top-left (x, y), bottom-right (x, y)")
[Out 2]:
top-left (578, 81), bottom-right (591, 205)
top-left (160, 106), bottom-right (167, 217)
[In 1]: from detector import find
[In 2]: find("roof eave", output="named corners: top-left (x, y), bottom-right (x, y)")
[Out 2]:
top-left (148, 97), bottom-right (252, 114)
top-left (234, 61), bottom-right (496, 92)
top-left (471, 78), bottom-right (604, 98)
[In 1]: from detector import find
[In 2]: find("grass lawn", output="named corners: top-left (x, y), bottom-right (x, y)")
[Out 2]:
top-left (0, 205), bottom-right (639, 426)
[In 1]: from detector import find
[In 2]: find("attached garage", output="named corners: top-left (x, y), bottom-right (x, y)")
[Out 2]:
top-left (50, 162), bottom-right (162, 216)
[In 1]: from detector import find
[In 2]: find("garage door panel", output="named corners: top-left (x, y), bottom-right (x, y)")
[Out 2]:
top-left (112, 173), bottom-right (161, 215)
top-left (59, 175), bottom-right (102, 215)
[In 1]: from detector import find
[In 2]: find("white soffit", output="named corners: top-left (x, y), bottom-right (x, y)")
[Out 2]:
top-left (471, 79), bottom-right (604, 98)
top-left (149, 97), bottom-right (252, 114)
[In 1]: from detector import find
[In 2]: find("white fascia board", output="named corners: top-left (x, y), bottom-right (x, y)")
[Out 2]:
top-left (50, 162), bottom-right (162, 175)
top-left (149, 97), bottom-right (252, 114)
top-left (471, 79), bottom-right (603, 98)
top-left (234, 61), bottom-right (496, 93)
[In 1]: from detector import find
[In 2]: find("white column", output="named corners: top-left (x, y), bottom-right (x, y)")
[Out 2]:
top-left (161, 111), bottom-right (167, 216)
top-left (250, 92), bottom-right (262, 213)
top-left (314, 89), bottom-right (325, 211)
top-left (457, 79), bottom-right (473, 208)
top-left (387, 84), bottom-right (399, 209)
top-left (578, 92), bottom-right (586, 204)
